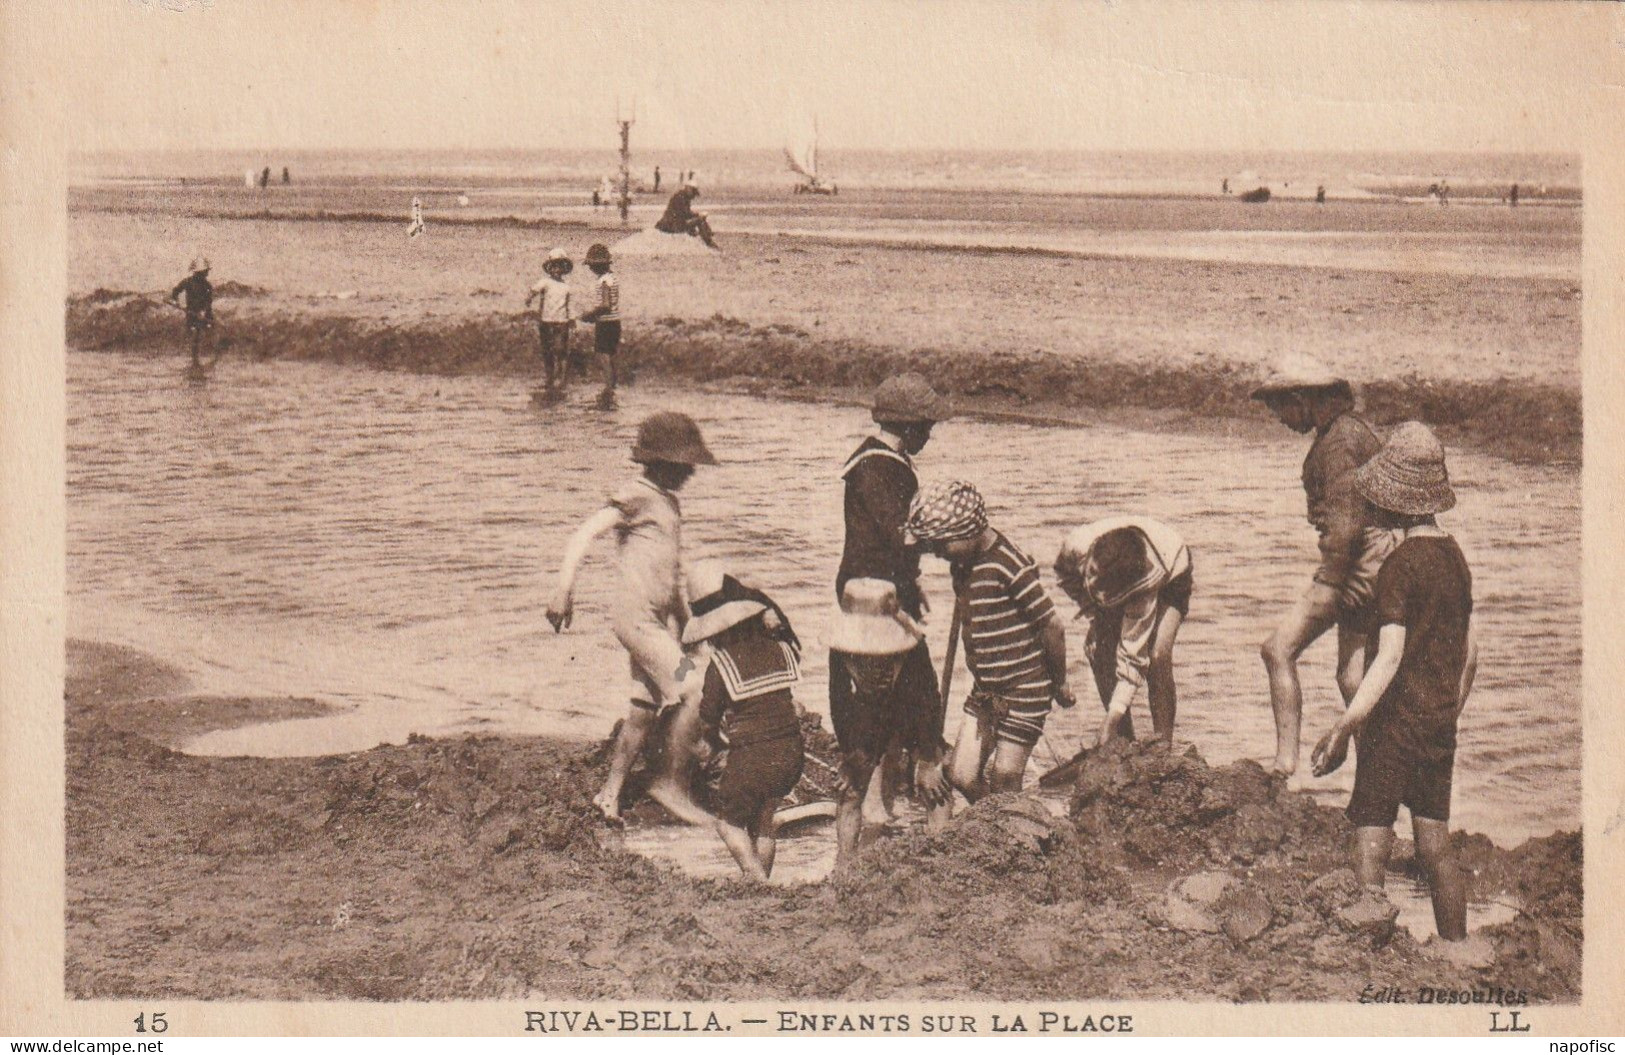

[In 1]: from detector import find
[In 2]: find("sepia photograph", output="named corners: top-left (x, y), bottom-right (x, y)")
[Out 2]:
top-left (4, 0), bottom-right (1624, 1039)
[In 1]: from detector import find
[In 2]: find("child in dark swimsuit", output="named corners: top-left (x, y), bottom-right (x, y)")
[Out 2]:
top-left (683, 562), bottom-right (805, 881)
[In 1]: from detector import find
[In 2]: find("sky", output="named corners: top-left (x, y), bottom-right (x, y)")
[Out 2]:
top-left (55, 0), bottom-right (1622, 154)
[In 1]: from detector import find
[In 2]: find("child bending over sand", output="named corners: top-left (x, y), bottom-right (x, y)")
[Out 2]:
top-left (1312, 422), bottom-right (1478, 942)
top-left (906, 480), bottom-right (1074, 802)
top-left (1054, 516), bottom-right (1193, 748)
top-left (547, 412), bottom-right (718, 826)
top-left (682, 561), bottom-right (804, 881)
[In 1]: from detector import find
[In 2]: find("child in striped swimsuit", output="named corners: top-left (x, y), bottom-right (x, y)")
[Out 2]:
top-left (905, 480), bottom-right (1074, 802)
top-left (580, 242), bottom-right (621, 404)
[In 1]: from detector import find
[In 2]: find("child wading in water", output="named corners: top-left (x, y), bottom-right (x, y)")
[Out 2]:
top-left (524, 247), bottom-right (573, 395)
top-left (1054, 515), bottom-right (1193, 749)
top-left (906, 481), bottom-right (1074, 802)
top-left (168, 256), bottom-right (216, 370)
top-left (828, 576), bottom-right (929, 864)
top-left (682, 562), bottom-right (805, 881)
top-left (547, 412), bottom-right (718, 826)
top-left (1253, 354), bottom-right (1391, 776)
top-left (578, 243), bottom-right (621, 407)
top-left (1311, 422), bottom-right (1479, 944)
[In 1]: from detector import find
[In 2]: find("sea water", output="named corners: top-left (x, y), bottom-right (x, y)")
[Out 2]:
top-left (67, 350), bottom-right (1579, 846)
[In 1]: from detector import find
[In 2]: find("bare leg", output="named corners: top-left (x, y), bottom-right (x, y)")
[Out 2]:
top-left (715, 815), bottom-right (769, 882)
top-left (835, 758), bottom-right (876, 867)
top-left (947, 712), bottom-right (994, 804)
top-left (189, 328), bottom-right (202, 367)
top-left (919, 749), bottom-right (953, 832)
top-left (986, 740), bottom-right (1035, 795)
top-left (542, 341), bottom-right (557, 391)
top-left (599, 354), bottom-right (618, 402)
top-left (1414, 816), bottom-right (1467, 940)
top-left (1335, 618), bottom-right (1366, 706)
top-left (646, 694), bottom-right (713, 826)
top-left (753, 801), bottom-right (780, 878)
top-left (1352, 825), bottom-right (1394, 888)
top-left (1261, 587), bottom-right (1340, 775)
top-left (1146, 605), bottom-right (1184, 744)
top-left (594, 703), bottom-right (657, 822)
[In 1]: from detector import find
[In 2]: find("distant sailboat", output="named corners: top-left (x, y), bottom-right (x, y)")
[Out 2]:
top-left (785, 118), bottom-right (836, 195)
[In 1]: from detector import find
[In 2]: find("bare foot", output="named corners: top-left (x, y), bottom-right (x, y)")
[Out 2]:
top-left (1423, 932), bottom-right (1495, 969)
top-left (1269, 756), bottom-right (1298, 778)
top-left (646, 780), bottom-right (713, 826)
top-left (591, 789), bottom-right (624, 827)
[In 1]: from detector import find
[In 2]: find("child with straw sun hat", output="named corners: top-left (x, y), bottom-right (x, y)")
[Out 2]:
top-left (1311, 422), bottom-right (1479, 945)
top-left (525, 247), bottom-right (574, 394)
top-left (682, 561), bottom-right (805, 882)
top-left (827, 576), bottom-right (928, 865)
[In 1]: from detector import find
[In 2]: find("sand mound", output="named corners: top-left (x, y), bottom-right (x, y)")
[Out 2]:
top-left (320, 734), bottom-right (603, 856)
top-left (612, 228), bottom-right (720, 258)
top-left (1067, 740), bottom-right (1345, 870)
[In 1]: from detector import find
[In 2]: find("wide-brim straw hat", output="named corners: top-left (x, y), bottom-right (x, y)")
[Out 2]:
top-left (1251, 353), bottom-right (1351, 401)
top-left (583, 243), bottom-right (613, 266)
top-left (871, 372), bottom-right (953, 425)
top-left (829, 578), bottom-right (924, 655)
top-left (1354, 420), bottom-right (1456, 515)
top-left (681, 560), bottom-right (768, 645)
top-left (189, 256), bottom-right (210, 274)
top-left (631, 411), bottom-right (717, 466)
top-left (544, 247), bottom-right (572, 269)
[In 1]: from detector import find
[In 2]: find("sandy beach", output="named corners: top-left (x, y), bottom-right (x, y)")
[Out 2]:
top-left (66, 639), bottom-right (1580, 1001)
top-left (63, 169), bottom-right (1585, 1001)
top-left (68, 180), bottom-right (1580, 461)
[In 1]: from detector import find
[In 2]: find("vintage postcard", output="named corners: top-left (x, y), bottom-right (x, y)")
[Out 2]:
top-left (3, 0), bottom-right (1623, 1040)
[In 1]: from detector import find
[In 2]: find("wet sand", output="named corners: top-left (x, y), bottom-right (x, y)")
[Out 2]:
top-left (66, 639), bottom-right (1580, 1001)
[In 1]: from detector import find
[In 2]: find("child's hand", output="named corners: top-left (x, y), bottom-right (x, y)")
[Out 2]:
top-left (546, 592), bottom-right (574, 632)
top-left (913, 757), bottom-right (950, 808)
top-left (1054, 685), bottom-right (1076, 710)
top-left (1311, 728), bottom-right (1350, 777)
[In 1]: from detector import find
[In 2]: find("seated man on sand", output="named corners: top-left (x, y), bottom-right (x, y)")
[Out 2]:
top-left (654, 182), bottom-right (718, 249)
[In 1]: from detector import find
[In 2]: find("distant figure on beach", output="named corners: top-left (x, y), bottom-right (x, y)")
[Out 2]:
top-left (167, 256), bottom-right (216, 369)
top-left (1437, 179), bottom-right (1450, 206)
top-left (1510, 183), bottom-right (1519, 207)
top-left (654, 182), bottom-right (718, 249)
top-left (282, 166), bottom-right (290, 185)
top-left (1253, 354), bottom-right (1391, 776)
top-left (406, 196), bottom-right (425, 238)
top-left (595, 176), bottom-right (613, 210)
top-left (578, 243), bottom-right (621, 404)
top-left (906, 480), bottom-right (1074, 803)
top-left (1222, 178), bottom-right (1230, 195)
top-left (259, 166), bottom-right (271, 190)
top-left (829, 374), bottom-right (953, 864)
top-left (1054, 516), bottom-right (1192, 749)
top-left (653, 166), bottom-right (661, 193)
top-left (525, 247), bottom-right (574, 393)
top-left (684, 561), bottom-right (805, 882)
top-left (1312, 422), bottom-right (1478, 946)
top-left (1316, 185), bottom-right (1326, 204)
top-left (245, 169), bottom-right (256, 189)
top-left (547, 412), bottom-right (718, 827)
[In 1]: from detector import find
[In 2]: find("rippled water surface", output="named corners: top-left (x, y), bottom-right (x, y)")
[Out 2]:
top-left (67, 350), bottom-right (1581, 843)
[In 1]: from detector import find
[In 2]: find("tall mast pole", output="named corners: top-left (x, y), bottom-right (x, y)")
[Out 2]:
top-left (617, 97), bottom-right (635, 226)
